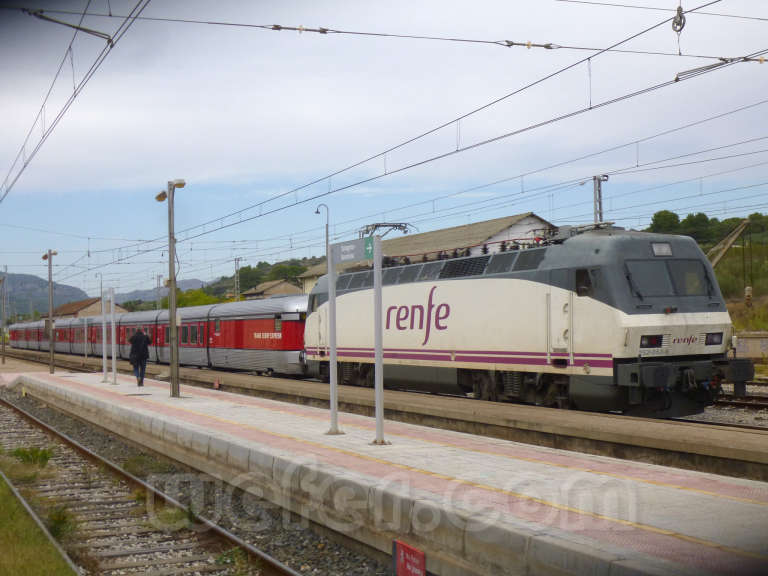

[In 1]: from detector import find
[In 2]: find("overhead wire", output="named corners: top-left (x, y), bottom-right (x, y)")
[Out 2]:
top-left (0, 0), bottom-right (93, 202)
top-left (41, 0), bottom-right (768, 287)
top-left (554, 1), bottom-right (768, 24)
top-left (0, 5), bottom-right (753, 62)
top-left (0, 0), bottom-right (153, 204)
top-left (5, 0), bottom-right (736, 258)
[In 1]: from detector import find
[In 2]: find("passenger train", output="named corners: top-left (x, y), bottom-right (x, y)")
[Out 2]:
top-left (10, 296), bottom-right (308, 376)
top-left (9, 227), bottom-right (753, 415)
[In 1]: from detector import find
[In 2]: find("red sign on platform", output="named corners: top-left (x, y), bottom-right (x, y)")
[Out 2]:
top-left (394, 540), bottom-right (425, 576)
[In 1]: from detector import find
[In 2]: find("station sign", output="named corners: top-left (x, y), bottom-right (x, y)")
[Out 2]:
top-left (393, 540), bottom-right (425, 576)
top-left (331, 237), bottom-right (374, 263)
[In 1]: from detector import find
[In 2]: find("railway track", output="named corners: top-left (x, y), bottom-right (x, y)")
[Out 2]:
top-left (668, 417), bottom-right (768, 431)
top-left (715, 394), bottom-right (768, 410)
top-left (0, 397), bottom-right (300, 576)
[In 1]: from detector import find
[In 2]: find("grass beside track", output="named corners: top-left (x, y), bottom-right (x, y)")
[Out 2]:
top-left (0, 473), bottom-right (75, 576)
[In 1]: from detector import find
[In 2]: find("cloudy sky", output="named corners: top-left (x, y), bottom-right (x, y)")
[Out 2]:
top-left (1, 0), bottom-right (767, 296)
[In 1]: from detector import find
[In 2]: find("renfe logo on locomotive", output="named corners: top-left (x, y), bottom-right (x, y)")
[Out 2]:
top-left (385, 286), bottom-right (450, 345)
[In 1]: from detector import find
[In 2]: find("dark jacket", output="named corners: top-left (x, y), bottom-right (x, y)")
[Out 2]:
top-left (129, 331), bottom-right (150, 366)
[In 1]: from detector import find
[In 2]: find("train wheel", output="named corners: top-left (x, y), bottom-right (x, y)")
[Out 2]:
top-left (472, 372), bottom-right (497, 402)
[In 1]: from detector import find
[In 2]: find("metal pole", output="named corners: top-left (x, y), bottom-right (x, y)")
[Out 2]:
top-left (372, 235), bottom-right (386, 444)
top-left (84, 316), bottom-right (88, 363)
top-left (593, 176), bottom-right (599, 224)
top-left (168, 181), bottom-right (180, 398)
top-left (234, 257), bottom-right (241, 301)
top-left (325, 208), bottom-right (341, 434)
top-left (110, 287), bottom-right (117, 385)
top-left (1, 266), bottom-right (6, 365)
top-left (101, 288), bottom-right (107, 382)
top-left (47, 249), bottom-right (54, 374)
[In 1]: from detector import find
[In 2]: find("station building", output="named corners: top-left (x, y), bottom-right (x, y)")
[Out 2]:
top-left (41, 297), bottom-right (128, 320)
top-left (298, 212), bottom-right (553, 294)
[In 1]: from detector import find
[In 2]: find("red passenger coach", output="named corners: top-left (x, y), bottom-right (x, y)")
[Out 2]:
top-left (207, 298), bottom-right (307, 374)
top-left (9, 295), bottom-right (310, 376)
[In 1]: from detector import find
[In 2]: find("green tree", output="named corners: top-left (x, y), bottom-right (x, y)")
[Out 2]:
top-left (266, 263), bottom-right (306, 284)
top-left (161, 289), bottom-right (222, 309)
top-left (647, 210), bottom-right (680, 234)
top-left (679, 212), bottom-right (711, 242)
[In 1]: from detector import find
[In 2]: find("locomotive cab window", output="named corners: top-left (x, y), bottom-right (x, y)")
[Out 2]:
top-left (308, 294), bottom-right (318, 313)
top-left (575, 269), bottom-right (593, 297)
top-left (668, 259), bottom-right (709, 296)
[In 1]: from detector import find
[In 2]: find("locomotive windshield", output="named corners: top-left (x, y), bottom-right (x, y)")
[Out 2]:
top-left (625, 259), bottom-right (712, 298)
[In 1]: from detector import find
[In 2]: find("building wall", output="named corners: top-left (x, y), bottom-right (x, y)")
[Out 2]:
top-left (301, 277), bottom-right (318, 295)
top-left (78, 301), bottom-right (127, 317)
top-left (468, 215), bottom-right (550, 256)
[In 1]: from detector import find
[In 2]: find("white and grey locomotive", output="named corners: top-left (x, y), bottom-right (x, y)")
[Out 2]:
top-left (305, 227), bottom-right (753, 415)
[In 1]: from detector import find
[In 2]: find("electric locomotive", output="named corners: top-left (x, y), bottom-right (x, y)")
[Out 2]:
top-left (304, 226), bottom-right (754, 415)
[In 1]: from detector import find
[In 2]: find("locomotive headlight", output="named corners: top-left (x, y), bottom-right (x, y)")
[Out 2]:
top-left (705, 332), bottom-right (723, 346)
top-left (640, 334), bottom-right (663, 348)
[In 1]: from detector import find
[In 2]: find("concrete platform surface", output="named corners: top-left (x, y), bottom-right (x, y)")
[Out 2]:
top-left (2, 371), bottom-right (767, 576)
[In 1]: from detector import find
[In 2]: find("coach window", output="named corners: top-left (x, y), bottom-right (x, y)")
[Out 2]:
top-left (575, 269), bottom-right (593, 297)
top-left (215, 319), bottom-right (221, 334)
top-left (190, 325), bottom-right (197, 345)
top-left (165, 327), bottom-right (170, 343)
top-left (274, 316), bottom-right (282, 333)
top-left (182, 326), bottom-right (189, 344)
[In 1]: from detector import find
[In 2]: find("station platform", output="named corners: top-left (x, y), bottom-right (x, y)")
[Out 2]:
top-left (1, 371), bottom-right (767, 576)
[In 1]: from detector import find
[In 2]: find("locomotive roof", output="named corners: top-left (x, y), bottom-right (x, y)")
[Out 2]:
top-left (310, 229), bottom-right (710, 295)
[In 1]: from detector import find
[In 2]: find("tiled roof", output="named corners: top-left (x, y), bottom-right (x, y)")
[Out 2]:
top-left (242, 279), bottom-right (302, 296)
top-left (299, 212), bottom-right (549, 279)
top-left (44, 297), bottom-right (101, 318)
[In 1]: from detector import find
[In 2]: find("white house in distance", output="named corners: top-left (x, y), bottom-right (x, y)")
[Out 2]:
top-left (298, 212), bottom-right (553, 294)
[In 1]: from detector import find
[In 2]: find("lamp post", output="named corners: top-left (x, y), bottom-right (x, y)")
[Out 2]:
top-left (42, 249), bottom-right (58, 374)
top-left (156, 179), bottom-right (186, 398)
top-left (315, 204), bottom-right (341, 434)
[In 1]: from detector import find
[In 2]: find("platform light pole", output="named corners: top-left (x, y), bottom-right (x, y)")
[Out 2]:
top-left (316, 204), bottom-right (341, 435)
top-left (42, 250), bottom-right (57, 374)
top-left (156, 179), bottom-right (185, 398)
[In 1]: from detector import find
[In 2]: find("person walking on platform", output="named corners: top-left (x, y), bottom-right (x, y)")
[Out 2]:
top-left (129, 328), bottom-right (150, 386)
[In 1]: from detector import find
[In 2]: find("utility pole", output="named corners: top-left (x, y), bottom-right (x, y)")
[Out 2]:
top-left (234, 257), bottom-right (242, 301)
top-left (1, 265), bottom-right (6, 365)
top-left (593, 175), bottom-right (608, 224)
top-left (156, 274), bottom-right (162, 310)
top-left (42, 250), bottom-right (57, 374)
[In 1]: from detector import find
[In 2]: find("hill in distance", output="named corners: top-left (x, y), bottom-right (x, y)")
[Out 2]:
top-left (2, 273), bottom-right (88, 320)
top-left (115, 279), bottom-right (205, 305)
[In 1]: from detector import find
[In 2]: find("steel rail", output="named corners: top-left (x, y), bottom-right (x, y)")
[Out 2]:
top-left (0, 396), bottom-right (303, 576)
top-left (667, 417), bottom-right (768, 432)
top-left (715, 395), bottom-right (768, 410)
top-left (0, 467), bottom-right (81, 575)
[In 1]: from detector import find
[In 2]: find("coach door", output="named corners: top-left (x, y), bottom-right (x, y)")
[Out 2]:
top-left (548, 269), bottom-right (573, 367)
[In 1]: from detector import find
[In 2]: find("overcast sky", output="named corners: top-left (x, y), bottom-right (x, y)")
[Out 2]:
top-left (1, 0), bottom-right (767, 297)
